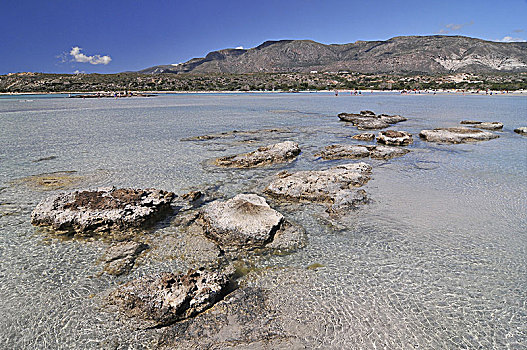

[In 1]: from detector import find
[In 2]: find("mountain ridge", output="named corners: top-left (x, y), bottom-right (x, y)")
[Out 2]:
top-left (140, 35), bottom-right (527, 74)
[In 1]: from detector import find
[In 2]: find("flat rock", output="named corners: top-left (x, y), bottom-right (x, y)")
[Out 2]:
top-left (514, 127), bottom-right (527, 135)
top-left (351, 133), bottom-right (375, 141)
top-left (460, 120), bottom-right (503, 130)
top-left (31, 187), bottom-right (176, 235)
top-left (108, 268), bottom-right (231, 327)
top-left (102, 241), bottom-right (148, 276)
top-left (377, 130), bottom-right (413, 146)
top-left (419, 127), bottom-right (499, 143)
top-left (338, 111), bottom-right (407, 130)
top-left (214, 141), bottom-right (300, 168)
top-left (265, 163), bottom-right (372, 213)
top-left (316, 144), bottom-right (409, 160)
top-left (199, 194), bottom-right (285, 249)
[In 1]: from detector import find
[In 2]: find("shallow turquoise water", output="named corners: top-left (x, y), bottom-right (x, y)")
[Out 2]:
top-left (0, 92), bottom-right (526, 349)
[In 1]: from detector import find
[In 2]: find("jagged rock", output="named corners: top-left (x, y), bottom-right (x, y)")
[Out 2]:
top-left (514, 127), bottom-right (527, 135)
top-left (338, 111), bottom-right (407, 130)
top-left (31, 187), bottom-right (176, 235)
top-left (377, 130), bottom-right (413, 146)
top-left (199, 194), bottom-right (299, 249)
top-left (460, 120), bottom-right (503, 130)
top-left (265, 163), bottom-right (371, 213)
top-left (214, 141), bottom-right (300, 168)
top-left (316, 144), bottom-right (409, 160)
top-left (108, 268), bottom-right (231, 327)
top-left (102, 241), bottom-right (148, 276)
top-left (351, 133), bottom-right (375, 141)
top-left (419, 127), bottom-right (499, 143)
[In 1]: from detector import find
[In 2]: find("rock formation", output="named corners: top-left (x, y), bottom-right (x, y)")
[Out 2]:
top-left (338, 111), bottom-right (407, 130)
top-left (377, 130), bottom-right (413, 146)
top-left (214, 141), bottom-right (300, 168)
top-left (419, 127), bottom-right (499, 143)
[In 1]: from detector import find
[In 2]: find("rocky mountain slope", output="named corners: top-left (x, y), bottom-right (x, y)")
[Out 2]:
top-left (140, 36), bottom-right (527, 74)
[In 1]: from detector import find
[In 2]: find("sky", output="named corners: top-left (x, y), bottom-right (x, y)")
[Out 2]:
top-left (1, 0), bottom-right (526, 75)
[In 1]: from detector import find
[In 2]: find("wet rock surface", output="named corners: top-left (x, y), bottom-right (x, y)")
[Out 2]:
top-left (377, 130), bottom-right (413, 146)
top-left (31, 187), bottom-right (176, 235)
top-left (514, 127), bottom-right (527, 135)
top-left (214, 141), bottom-right (300, 168)
top-left (181, 128), bottom-right (294, 142)
top-left (198, 194), bottom-right (303, 250)
top-left (419, 127), bottom-right (499, 143)
top-left (338, 110), bottom-right (407, 130)
top-left (108, 268), bottom-right (232, 327)
top-left (460, 120), bottom-right (504, 130)
top-left (156, 286), bottom-right (302, 349)
top-left (265, 163), bottom-right (372, 213)
top-left (102, 241), bottom-right (148, 276)
top-left (351, 133), bottom-right (375, 141)
top-left (316, 144), bottom-right (409, 160)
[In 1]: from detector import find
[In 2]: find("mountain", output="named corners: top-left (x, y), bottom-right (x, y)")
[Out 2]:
top-left (140, 36), bottom-right (527, 74)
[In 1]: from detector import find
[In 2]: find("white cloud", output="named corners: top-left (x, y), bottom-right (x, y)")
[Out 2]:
top-left (437, 21), bottom-right (474, 34)
top-left (69, 47), bottom-right (112, 65)
top-left (496, 36), bottom-right (526, 42)
top-left (235, 46), bottom-right (244, 50)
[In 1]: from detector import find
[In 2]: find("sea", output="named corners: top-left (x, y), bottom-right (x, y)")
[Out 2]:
top-left (0, 92), bottom-right (526, 349)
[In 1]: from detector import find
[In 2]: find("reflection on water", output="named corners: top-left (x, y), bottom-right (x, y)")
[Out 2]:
top-left (0, 92), bottom-right (526, 349)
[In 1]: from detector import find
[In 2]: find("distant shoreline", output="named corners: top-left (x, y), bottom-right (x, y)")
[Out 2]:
top-left (1, 89), bottom-right (525, 96)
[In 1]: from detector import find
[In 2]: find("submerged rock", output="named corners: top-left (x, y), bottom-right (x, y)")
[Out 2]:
top-left (198, 193), bottom-right (303, 250)
top-left (181, 128), bottom-right (293, 142)
top-left (338, 111), bottom-right (407, 130)
top-left (31, 187), bottom-right (176, 235)
top-left (351, 133), bottom-right (375, 141)
top-left (214, 141), bottom-right (300, 168)
top-left (316, 144), bottom-right (409, 160)
top-left (514, 127), bottom-right (527, 135)
top-left (102, 241), bottom-right (148, 276)
top-left (265, 163), bottom-right (372, 213)
top-left (15, 171), bottom-right (84, 191)
top-left (377, 130), bottom-right (413, 146)
top-left (419, 127), bottom-right (499, 143)
top-left (460, 120), bottom-right (504, 130)
top-left (108, 268), bottom-right (231, 327)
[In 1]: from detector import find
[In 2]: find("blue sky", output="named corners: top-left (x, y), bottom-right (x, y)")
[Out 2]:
top-left (1, 0), bottom-right (526, 75)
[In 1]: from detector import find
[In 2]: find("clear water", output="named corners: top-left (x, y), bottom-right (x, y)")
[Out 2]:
top-left (0, 92), bottom-right (526, 349)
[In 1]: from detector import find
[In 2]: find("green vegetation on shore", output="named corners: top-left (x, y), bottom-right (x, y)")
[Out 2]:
top-left (1, 71), bottom-right (526, 93)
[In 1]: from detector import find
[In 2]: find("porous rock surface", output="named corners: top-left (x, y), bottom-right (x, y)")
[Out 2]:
top-left (214, 141), bottom-right (300, 168)
top-left (419, 127), bottom-right (499, 143)
top-left (351, 133), bottom-right (375, 141)
top-left (316, 144), bottom-right (409, 160)
top-left (460, 120), bottom-right (504, 130)
top-left (377, 130), bottom-right (413, 146)
top-left (338, 110), bottom-right (407, 130)
top-left (265, 163), bottom-right (372, 212)
top-left (108, 268), bottom-right (231, 327)
top-left (31, 187), bottom-right (176, 234)
top-left (199, 194), bottom-right (292, 249)
top-left (514, 127), bottom-right (527, 135)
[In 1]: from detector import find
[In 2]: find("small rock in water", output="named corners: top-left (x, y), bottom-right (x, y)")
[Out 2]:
top-left (514, 127), bottom-right (527, 135)
top-left (33, 155), bottom-right (58, 163)
top-left (316, 144), bottom-right (409, 160)
top-left (214, 141), bottom-right (300, 168)
top-left (31, 187), bottom-right (176, 235)
top-left (351, 133), bottom-right (375, 141)
top-left (377, 130), bottom-right (413, 146)
top-left (419, 127), bottom-right (499, 143)
top-left (102, 241), bottom-right (148, 276)
top-left (460, 120), bottom-right (503, 130)
top-left (108, 268), bottom-right (232, 327)
top-left (265, 163), bottom-right (372, 213)
top-left (199, 193), bottom-right (302, 250)
top-left (338, 111), bottom-right (407, 130)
